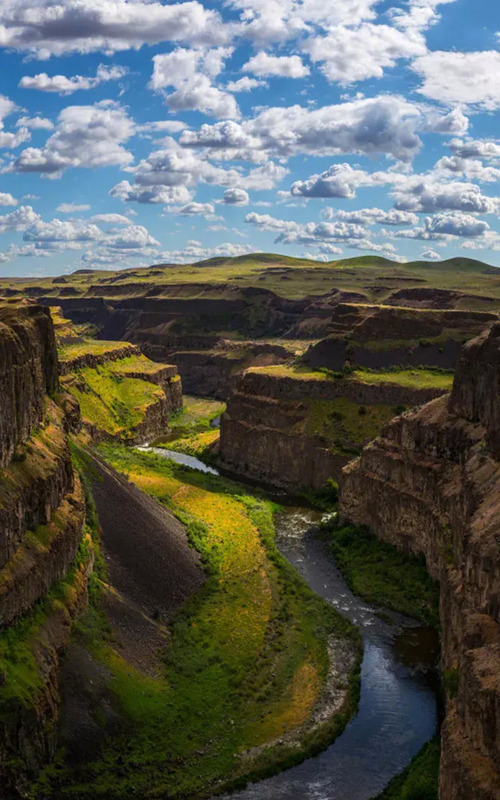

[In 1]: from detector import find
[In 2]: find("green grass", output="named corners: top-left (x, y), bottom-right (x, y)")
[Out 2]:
top-left (322, 523), bottom-right (439, 628)
top-left (372, 737), bottom-right (440, 800)
top-left (65, 362), bottom-right (165, 438)
top-left (58, 339), bottom-right (135, 362)
top-left (41, 445), bottom-right (360, 799)
top-left (304, 397), bottom-right (395, 455)
top-left (353, 368), bottom-right (454, 391)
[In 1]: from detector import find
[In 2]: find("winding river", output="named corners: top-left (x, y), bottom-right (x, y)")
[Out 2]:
top-left (139, 446), bottom-right (439, 800)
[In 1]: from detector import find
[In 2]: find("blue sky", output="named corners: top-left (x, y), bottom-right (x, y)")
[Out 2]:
top-left (0, 0), bottom-right (499, 276)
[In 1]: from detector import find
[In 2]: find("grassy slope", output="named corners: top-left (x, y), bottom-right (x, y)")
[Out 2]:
top-left (372, 738), bottom-right (440, 800)
top-left (323, 523), bottom-right (439, 628)
top-left (2, 255), bottom-right (499, 304)
top-left (66, 363), bottom-right (164, 437)
top-left (42, 446), bottom-right (360, 799)
top-left (152, 395), bottom-right (226, 458)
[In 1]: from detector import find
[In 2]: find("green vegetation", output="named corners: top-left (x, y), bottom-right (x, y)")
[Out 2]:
top-left (64, 360), bottom-right (165, 438)
top-left (373, 737), bottom-right (440, 800)
top-left (42, 445), bottom-right (360, 799)
top-left (322, 523), bottom-right (439, 628)
top-left (354, 367), bottom-right (454, 391)
top-left (304, 397), bottom-right (395, 455)
top-left (4, 254), bottom-right (499, 306)
top-left (151, 394), bottom-right (225, 458)
top-left (58, 339), bottom-right (135, 363)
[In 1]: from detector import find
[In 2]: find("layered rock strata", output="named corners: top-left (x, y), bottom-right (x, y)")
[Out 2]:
top-left (340, 323), bottom-right (500, 800)
top-left (220, 368), bottom-right (447, 490)
top-left (0, 305), bottom-right (91, 794)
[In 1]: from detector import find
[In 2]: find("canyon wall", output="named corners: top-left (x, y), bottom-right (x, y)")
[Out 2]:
top-left (340, 323), bottom-right (500, 800)
top-left (304, 304), bottom-right (498, 372)
top-left (0, 305), bottom-right (91, 796)
top-left (220, 368), bottom-right (447, 490)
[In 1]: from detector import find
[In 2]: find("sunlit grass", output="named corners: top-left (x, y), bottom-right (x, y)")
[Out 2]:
top-left (44, 446), bottom-right (359, 798)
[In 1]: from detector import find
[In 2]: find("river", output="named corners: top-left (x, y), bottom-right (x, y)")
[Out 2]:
top-left (138, 446), bottom-right (439, 800)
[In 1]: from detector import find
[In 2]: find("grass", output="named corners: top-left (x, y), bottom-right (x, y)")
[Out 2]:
top-left (41, 444), bottom-right (360, 799)
top-left (63, 361), bottom-right (165, 438)
top-left (372, 737), bottom-right (440, 800)
top-left (322, 522), bottom-right (440, 628)
top-left (151, 394), bottom-right (225, 458)
top-left (4, 254), bottom-right (500, 306)
top-left (58, 339), bottom-right (135, 363)
top-left (304, 397), bottom-right (395, 455)
top-left (353, 368), bottom-right (454, 391)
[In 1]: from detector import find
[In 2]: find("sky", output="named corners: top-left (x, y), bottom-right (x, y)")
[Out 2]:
top-left (0, 0), bottom-right (499, 277)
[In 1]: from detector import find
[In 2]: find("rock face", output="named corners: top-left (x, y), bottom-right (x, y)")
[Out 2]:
top-left (340, 323), bottom-right (500, 800)
top-left (0, 305), bottom-right (90, 795)
top-left (304, 304), bottom-right (498, 372)
top-left (0, 305), bottom-right (58, 467)
top-left (220, 368), bottom-right (447, 490)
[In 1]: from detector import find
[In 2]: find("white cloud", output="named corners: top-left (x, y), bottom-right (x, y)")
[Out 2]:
top-left (91, 213), bottom-right (133, 225)
top-left (57, 203), bottom-right (91, 213)
top-left (14, 101), bottom-right (135, 176)
top-left (138, 120), bottom-right (188, 134)
top-left (397, 212), bottom-right (489, 240)
top-left (226, 77), bottom-right (267, 92)
top-left (333, 207), bottom-right (419, 226)
top-left (158, 240), bottom-right (257, 262)
top-left (16, 115), bottom-right (54, 130)
top-left (175, 201), bottom-right (215, 216)
top-left (304, 24), bottom-right (425, 85)
top-left (110, 180), bottom-right (194, 205)
top-left (392, 176), bottom-right (497, 214)
top-left (150, 48), bottom-right (239, 119)
top-left (243, 51), bottom-right (309, 78)
top-left (290, 163), bottom-right (389, 199)
top-left (0, 205), bottom-right (41, 232)
top-left (182, 95), bottom-right (424, 162)
top-left (19, 65), bottom-right (127, 95)
top-left (0, 192), bottom-right (18, 206)
top-left (0, 94), bottom-right (30, 148)
top-left (223, 188), bottom-right (249, 205)
top-left (23, 219), bottom-right (104, 244)
top-left (421, 248), bottom-right (441, 260)
top-left (0, 1), bottom-right (229, 58)
top-left (413, 51), bottom-right (500, 110)
top-left (449, 138), bottom-right (500, 160)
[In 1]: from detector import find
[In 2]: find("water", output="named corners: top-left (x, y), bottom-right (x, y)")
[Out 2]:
top-left (136, 445), bottom-right (220, 475)
top-left (139, 448), bottom-right (438, 800)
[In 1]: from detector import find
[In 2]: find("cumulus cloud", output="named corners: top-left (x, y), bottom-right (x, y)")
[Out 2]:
top-left (332, 207), bottom-right (419, 226)
top-left (413, 51), bottom-right (500, 110)
top-left (392, 176), bottom-right (497, 214)
top-left (14, 101), bottom-right (135, 176)
top-left (150, 48), bottom-right (239, 118)
top-left (91, 213), bottom-right (133, 225)
top-left (0, 94), bottom-right (30, 148)
top-left (290, 163), bottom-right (390, 199)
top-left (182, 95), bottom-right (423, 162)
top-left (304, 23), bottom-right (425, 85)
top-left (174, 201), bottom-right (215, 217)
top-left (0, 205), bottom-right (41, 232)
top-left (0, 0), bottom-right (229, 58)
top-left (226, 77), bottom-right (267, 92)
top-left (223, 188), bottom-right (249, 205)
top-left (0, 192), bottom-right (18, 206)
top-left (15, 115), bottom-right (53, 130)
top-left (397, 212), bottom-right (489, 240)
top-left (449, 138), bottom-right (500, 160)
top-left (243, 51), bottom-right (309, 78)
top-left (110, 180), bottom-right (194, 205)
top-left (19, 65), bottom-right (127, 95)
top-left (156, 240), bottom-right (257, 263)
top-left (421, 248), bottom-right (442, 260)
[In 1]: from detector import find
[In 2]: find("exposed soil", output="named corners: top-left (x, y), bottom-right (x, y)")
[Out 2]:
top-left (90, 454), bottom-right (205, 622)
top-left (58, 454), bottom-right (205, 765)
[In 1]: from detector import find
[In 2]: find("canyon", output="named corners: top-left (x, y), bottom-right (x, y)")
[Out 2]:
top-left (340, 323), bottom-right (500, 800)
top-left (0, 254), bottom-right (498, 800)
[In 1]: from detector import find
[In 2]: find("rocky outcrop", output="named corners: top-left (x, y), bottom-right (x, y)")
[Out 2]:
top-left (0, 305), bottom-right (58, 468)
top-left (220, 368), bottom-right (447, 490)
top-left (304, 304), bottom-right (498, 372)
top-left (58, 342), bottom-right (138, 374)
top-left (0, 305), bottom-right (91, 794)
top-left (340, 323), bottom-right (500, 800)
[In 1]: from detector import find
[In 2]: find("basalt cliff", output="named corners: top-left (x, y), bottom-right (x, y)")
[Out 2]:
top-left (0, 304), bottom-right (91, 796)
top-left (340, 323), bottom-right (500, 800)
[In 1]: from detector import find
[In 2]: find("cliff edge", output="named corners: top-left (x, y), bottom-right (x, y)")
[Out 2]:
top-left (340, 322), bottom-right (500, 800)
